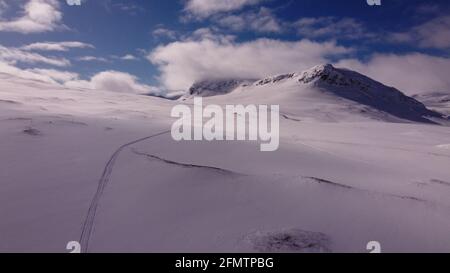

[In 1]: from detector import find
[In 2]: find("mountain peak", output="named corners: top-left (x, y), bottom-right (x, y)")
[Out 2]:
top-left (297, 63), bottom-right (338, 84)
top-left (255, 64), bottom-right (338, 86)
top-left (310, 63), bottom-right (335, 72)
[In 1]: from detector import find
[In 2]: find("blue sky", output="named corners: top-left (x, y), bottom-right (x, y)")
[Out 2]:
top-left (0, 0), bottom-right (450, 95)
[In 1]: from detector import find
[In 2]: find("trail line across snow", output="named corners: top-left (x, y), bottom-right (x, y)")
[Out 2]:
top-left (79, 130), bottom-right (171, 253)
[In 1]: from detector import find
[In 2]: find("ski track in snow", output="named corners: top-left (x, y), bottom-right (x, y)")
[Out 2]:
top-left (304, 176), bottom-right (427, 203)
top-left (132, 149), bottom-right (243, 176)
top-left (305, 177), bottom-right (353, 189)
top-left (79, 130), bottom-right (171, 253)
top-left (430, 179), bottom-right (450, 187)
top-left (281, 114), bottom-right (302, 122)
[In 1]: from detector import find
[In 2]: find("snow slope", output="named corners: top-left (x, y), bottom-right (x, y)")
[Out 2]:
top-left (1, 67), bottom-right (450, 253)
top-left (413, 92), bottom-right (450, 116)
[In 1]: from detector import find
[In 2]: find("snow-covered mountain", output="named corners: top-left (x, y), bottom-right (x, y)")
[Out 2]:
top-left (184, 64), bottom-right (447, 124)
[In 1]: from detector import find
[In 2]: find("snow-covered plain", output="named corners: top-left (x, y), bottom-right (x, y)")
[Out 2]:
top-left (1, 65), bottom-right (450, 253)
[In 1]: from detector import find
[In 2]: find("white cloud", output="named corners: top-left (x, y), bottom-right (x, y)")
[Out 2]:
top-left (28, 68), bottom-right (79, 82)
top-left (0, 0), bottom-right (63, 34)
top-left (110, 54), bottom-right (139, 61)
top-left (65, 71), bottom-right (155, 94)
top-left (0, 61), bottom-right (77, 84)
top-left (0, 0), bottom-right (8, 17)
top-left (388, 16), bottom-right (450, 49)
top-left (0, 45), bottom-right (70, 67)
top-left (184, 0), bottom-right (263, 18)
top-left (120, 54), bottom-right (138, 61)
top-left (177, 27), bottom-right (239, 46)
top-left (77, 56), bottom-right (109, 62)
top-left (294, 17), bottom-right (370, 40)
top-left (216, 7), bottom-right (283, 33)
top-left (21, 41), bottom-right (94, 52)
top-left (152, 27), bottom-right (178, 40)
top-left (111, 2), bottom-right (145, 15)
top-left (336, 53), bottom-right (450, 95)
top-left (0, 58), bottom-right (157, 95)
top-left (0, 61), bottom-right (54, 83)
top-left (148, 33), bottom-right (352, 90)
top-left (186, 27), bottom-right (236, 42)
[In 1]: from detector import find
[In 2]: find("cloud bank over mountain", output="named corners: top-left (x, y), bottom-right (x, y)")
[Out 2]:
top-left (149, 34), bottom-right (351, 90)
